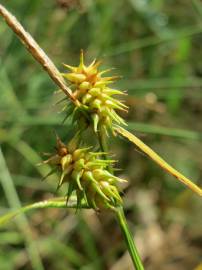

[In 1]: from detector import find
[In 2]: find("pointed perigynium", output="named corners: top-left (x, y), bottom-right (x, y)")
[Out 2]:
top-left (44, 136), bottom-right (126, 210)
top-left (61, 51), bottom-right (128, 134)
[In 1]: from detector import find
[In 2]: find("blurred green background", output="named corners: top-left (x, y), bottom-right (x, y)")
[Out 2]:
top-left (0, 0), bottom-right (202, 269)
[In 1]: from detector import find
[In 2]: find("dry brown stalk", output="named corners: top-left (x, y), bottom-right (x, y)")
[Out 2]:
top-left (0, 4), bottom-right (76, 102)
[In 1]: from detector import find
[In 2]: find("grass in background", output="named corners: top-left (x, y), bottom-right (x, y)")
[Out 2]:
top-left (0, 0), bottom-right (202, 269)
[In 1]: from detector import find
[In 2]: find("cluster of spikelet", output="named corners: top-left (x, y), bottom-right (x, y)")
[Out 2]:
top-left (62, 51), bottom-right (127, 134)
top-left (44, 135), bottom-right (126, 210)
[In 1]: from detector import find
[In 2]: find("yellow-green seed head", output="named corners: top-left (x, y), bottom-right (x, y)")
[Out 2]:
top-left (44, 136), bottom-right (126, 210)
top-left (62, 51), bottom-right (128, 134)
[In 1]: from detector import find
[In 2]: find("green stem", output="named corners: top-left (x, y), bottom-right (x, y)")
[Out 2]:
top-left (97, 125), bottom-right (113, 173)
top-left (116, 207), bottom-right (144, 270)
top-left (97, 128), bottom-right (144, 269)
top-left (0, 196), bottom-right (89, 227)
top-left (97, 127), bottom-right (108, 154)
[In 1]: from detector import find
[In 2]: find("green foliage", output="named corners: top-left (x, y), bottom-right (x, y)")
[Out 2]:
top-left (0, 0), bottom-right (202, 269)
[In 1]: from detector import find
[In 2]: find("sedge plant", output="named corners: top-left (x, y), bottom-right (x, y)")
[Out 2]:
top-left (0, 4), bottom-right (202, 270)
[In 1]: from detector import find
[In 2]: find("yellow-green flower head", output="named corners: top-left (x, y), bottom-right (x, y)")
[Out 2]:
top-left (62, 51), bottom-right (128, 134)
top-left (44, 135), bottom-right (126, 210)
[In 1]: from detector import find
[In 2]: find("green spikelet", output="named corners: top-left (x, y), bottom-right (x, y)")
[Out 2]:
top-left (43, 135), bottom-right (126, 210)
top-left (61, 51), bottom-right (128, 134)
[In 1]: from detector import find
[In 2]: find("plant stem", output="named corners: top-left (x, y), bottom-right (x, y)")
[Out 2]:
top-left (97, 126), bottom-right (113, 173)
top-left (97, 126), bottom-right (108, 154)
top-left (0, 196), bottom-right (89, 227)
top-left (116, 207), bottom-right (144, 270)
top-left (97, 128), bottom-right (144, 269)
top-left (0, 4), bottom-right (75, 102)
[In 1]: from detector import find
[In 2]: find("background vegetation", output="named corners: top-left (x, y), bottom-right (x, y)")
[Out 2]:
top-left (0, 0), bottom-right (202, 269)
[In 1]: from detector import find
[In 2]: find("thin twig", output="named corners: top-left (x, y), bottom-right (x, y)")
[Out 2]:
top-left (0, 4), bottom-right (76, 102)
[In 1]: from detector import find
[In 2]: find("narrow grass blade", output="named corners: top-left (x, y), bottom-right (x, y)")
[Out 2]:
top-left (128, 122), bottom-right (202, 141)
top-left (115, 126), bottom-right (202, 196)
top-left (0, 147), bottom-right (44, 270)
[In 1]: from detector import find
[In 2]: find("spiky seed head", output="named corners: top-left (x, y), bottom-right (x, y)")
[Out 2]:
top-left (62, 51), bottom-right (128, 134)
top-left (43, 135), bottom-right (126, 210)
